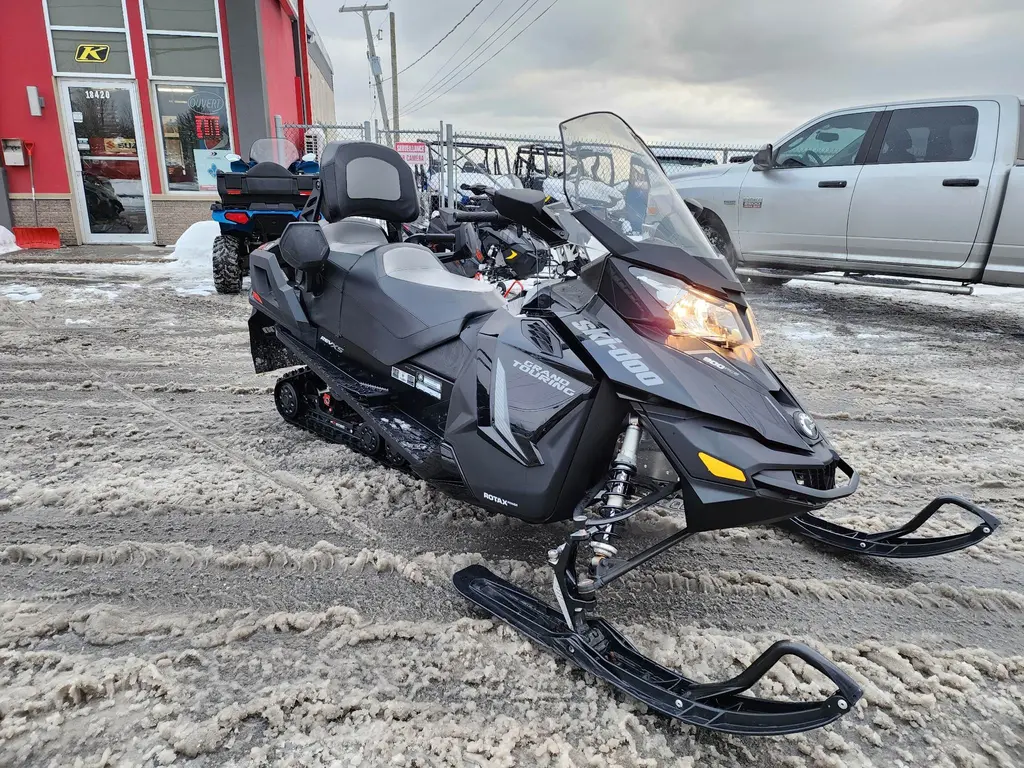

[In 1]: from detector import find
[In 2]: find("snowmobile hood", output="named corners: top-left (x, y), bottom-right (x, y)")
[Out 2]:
top-left (551, 282), bottom-right (816, 453)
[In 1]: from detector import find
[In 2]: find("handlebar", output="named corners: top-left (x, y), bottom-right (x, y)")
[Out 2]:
top-left (452, 210), bottom-right (509, 225)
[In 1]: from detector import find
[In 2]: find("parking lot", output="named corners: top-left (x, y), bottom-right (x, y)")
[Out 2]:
top-left (1, 256), bottom-right (1022, 767)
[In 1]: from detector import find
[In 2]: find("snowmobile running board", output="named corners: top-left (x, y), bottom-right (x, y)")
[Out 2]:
top-left (454, 565), bottom-right (863, 736)
top-left (780, 495), bottom-right (1000, 558)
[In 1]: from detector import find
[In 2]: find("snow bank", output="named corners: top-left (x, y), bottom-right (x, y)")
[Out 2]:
top-left (0, 226), bottom-right (19, 256)
top-left (165, 220), bottom-right (220, 296)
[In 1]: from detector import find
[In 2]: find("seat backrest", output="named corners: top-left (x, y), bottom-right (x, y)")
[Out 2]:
top-left (319, 141), bottom-right (419, 224)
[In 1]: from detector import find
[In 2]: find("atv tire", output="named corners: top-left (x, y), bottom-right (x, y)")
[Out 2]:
top-left (213, 234), bottom-right (245, 294)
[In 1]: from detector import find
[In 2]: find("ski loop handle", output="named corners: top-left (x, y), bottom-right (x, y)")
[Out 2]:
top-left (780, 495), bottom-right (1000, 558)
top-left (683, 640), bottom-right (863, 705)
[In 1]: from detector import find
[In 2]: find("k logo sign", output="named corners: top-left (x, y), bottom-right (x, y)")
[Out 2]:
top-left (75, 44), bottom-right (110, 63)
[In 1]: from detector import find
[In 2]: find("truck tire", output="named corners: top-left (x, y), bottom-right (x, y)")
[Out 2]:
top-left (701, 220), bottom-right (789, 288)
top-left (212, 234), bottom-right (244, 295)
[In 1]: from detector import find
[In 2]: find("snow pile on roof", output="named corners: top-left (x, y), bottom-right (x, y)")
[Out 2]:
top-left (0, 226), bottom-right (20, 256)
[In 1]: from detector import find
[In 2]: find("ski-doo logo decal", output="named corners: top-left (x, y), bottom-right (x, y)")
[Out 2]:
top-left (512, 359), bottom-right (576, 396)
top-left (483, 491), bottom-right (518, 508)
top-left (319, 335), bottom-right (344, 354)
top-left (570, 320), bottom-right (664, 387)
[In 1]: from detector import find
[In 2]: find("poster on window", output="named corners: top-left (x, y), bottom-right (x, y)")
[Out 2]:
top-left (193, 149), bottom-right (234, 191)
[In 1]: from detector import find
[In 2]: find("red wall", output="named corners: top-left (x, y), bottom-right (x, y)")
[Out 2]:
top-left (260, 0), bottom-right (301, 137)
top-left (0, 3), bottom-right (70, 194)
top-left (124, 0), bottom-right (162, 195)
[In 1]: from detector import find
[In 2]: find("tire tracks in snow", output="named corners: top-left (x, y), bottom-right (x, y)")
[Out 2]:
top-left (3, 301), bottom-right (379, 547)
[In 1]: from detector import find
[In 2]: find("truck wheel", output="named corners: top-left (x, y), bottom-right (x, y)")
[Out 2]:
top-left (701, 223), bottom-right (737, 269)
top-left (212, 234), bottom-right (244, 294)
top-left (702, 221), bottom-right (789, 288)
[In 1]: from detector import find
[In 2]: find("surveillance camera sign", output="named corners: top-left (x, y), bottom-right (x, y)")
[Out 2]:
top-left (395, 142), bottom-right (428, 167)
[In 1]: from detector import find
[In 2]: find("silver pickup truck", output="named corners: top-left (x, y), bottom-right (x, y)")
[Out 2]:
top-left (672, 95), bottom-right (1024, 292)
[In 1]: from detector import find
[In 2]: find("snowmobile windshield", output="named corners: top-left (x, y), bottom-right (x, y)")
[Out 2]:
top-left (249, 138), bottom-right (301, 167)
top-left (559, 113), bottom-right (730, 270)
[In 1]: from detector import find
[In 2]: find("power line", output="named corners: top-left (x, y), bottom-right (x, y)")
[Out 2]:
top-left (402, 0), bottom-right (541, 115)
top-left (402, 0), bottom-right (537, 114)
top-left (404, 0), bottom-right (507, 108)
top-left (403, 0), bottom-right (561, 118)
top-left (384, 0), bottom-right (485, 82)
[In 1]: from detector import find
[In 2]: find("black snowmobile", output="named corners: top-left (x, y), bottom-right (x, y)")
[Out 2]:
top-left (246, 114), bottom-right (1000, 736)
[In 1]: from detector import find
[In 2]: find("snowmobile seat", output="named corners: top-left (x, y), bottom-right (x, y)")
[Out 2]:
top-left (312, 242), bottom-right (502, 365)
top-left (321, 219), bottom-right (388, 254)
top-left (305, 141), bottom-right (502, 364)
top-left (318, 141), bottom-right (420, 224)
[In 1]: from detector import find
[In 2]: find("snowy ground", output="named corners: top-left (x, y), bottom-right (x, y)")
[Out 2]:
top-left (1, 245), bottom-right (1023, 766)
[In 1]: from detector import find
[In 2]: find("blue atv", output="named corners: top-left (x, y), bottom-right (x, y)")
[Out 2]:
top-left (211, 138), bottom-right (320, 294)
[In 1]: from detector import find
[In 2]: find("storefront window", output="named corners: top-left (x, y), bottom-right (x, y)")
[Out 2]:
top-left (51, 30), bottom-right (132, 76)
top-left (154, 84), bottom-right (232, 192)
top-left (143, 0), bottom-right (218, 33)
top-left (47, 0), bottom-right (125, 29)
top-left (148, 35), bottom-right (222, 78)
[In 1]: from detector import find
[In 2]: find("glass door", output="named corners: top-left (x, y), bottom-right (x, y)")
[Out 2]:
top-left (60, 82), bottom-right (155, 243)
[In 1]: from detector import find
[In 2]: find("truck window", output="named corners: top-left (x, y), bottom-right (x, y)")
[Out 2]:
top-left (876, 106), bottom-right (978, 164)
top-left (774, 112), bottom-right (876, 168)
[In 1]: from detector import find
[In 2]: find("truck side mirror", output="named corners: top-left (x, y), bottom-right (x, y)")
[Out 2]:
top-left (752, 144), bottom-right (774, 172)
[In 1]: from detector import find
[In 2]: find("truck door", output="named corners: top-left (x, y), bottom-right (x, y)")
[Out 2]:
top-left (847, 101), bottom-right (997, 269)
top-left (737, 110), bottom-right (879, 265)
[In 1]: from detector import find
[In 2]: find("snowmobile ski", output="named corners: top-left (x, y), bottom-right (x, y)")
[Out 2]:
top-left (454, 564), bottom-right (863, 736)
top-left (780, 496), bottom-right (999, 558)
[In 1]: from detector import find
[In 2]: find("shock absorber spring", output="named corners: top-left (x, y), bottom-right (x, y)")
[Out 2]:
top-left (590, 414), bottom-right (643, 567)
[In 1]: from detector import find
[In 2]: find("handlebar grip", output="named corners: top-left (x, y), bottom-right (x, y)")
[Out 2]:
top-left (453, 210), bottom-right (503, 223)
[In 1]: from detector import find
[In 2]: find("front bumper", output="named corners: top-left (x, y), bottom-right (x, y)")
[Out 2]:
top-left (638, 404), bottom-right (858, 532)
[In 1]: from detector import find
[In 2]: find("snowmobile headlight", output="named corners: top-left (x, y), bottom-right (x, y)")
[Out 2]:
top-left (631, 268), bottom-right (759, 349)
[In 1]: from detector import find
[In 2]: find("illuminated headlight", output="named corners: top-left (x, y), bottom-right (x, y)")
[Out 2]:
top-left (632, 268), bottom-right (759, 348)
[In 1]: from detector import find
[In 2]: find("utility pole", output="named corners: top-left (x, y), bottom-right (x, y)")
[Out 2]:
top-left (339, 4), bottom-right (391, 135)
top-left (389, 11), bottom-right (399, 142)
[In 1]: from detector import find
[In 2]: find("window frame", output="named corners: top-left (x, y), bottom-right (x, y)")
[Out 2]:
top-left (772, 110), bottom-right (881, 171)
top-left (141, 0), bottom-right (226, 83)
top-left (151, 80), bottom-right (235, 195)
top-left (864, 105), bottom-right (981, 166)
top-left (41, 0), bottom-right (136, 79)
top-left (142, 0), bottom-right (234, 194)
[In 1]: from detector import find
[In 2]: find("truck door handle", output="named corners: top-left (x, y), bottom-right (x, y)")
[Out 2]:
top-left (943, 178), bottom-right (979, 187)
top-left (818, 180), bottom-right (847, 188)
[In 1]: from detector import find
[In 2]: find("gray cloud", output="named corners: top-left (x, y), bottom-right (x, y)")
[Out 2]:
top-left (309, 0), bottom-right (1024, 144)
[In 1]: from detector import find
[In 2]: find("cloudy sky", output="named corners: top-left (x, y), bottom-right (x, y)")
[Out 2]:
top-left (306, 0), bottom-right (1024, 145)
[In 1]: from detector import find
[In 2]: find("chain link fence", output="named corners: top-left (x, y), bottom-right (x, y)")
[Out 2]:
top-left (274, 117), bottom-right (760, 219)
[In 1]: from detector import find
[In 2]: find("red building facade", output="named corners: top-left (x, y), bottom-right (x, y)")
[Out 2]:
top-left (0, 0), bottom-right (333, 246)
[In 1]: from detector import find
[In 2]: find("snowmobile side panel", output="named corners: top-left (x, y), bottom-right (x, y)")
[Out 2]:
top-left (248, 248), bottom-right (316, 360)
top-left (444, 313), bottom-right (601, 522)
top-left (780, 496), bottom-right (1000, 558)
top-left (454, 564), bottom-right (863, 736)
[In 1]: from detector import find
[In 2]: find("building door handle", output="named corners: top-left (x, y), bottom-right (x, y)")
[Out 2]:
top-left (942, 178), bottom-right (979, 187)
top-left (818, 180), bottom-right (847, 188)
